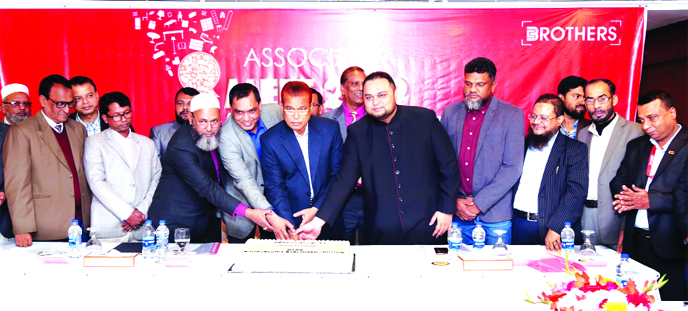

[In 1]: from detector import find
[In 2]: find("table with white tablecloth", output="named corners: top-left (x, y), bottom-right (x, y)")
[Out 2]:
top-left (0, 242), bottom-right (682, 311)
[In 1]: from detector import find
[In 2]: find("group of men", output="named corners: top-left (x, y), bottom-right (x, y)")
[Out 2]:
top-left (0, 56), bottom-right (686, 300)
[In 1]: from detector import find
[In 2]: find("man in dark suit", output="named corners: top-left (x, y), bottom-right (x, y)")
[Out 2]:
top-left (611, 90), bottom-right (687, 301)
top-left (557, 76), bottom-right (592, 139)
top-left (320, 66), bottom-right (367, 244)
top-left (511, 94), bottom-right (588, 250)
top-left (441, 57), bottom-right (525, 245)
top-left (261, 81), bottom-right (343, 240)
top-left (147, 93), bottom-right (275, 243)
top-left (296, 72), bottom-right (461, 245)
top-left (149, 87), bottom-right (199, 166)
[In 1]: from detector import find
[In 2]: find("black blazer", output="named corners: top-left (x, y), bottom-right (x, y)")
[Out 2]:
top-left (147, 122), bottom-right (241, 242)
top-left (513, 133), bottom-right (589, 243)
top-left (69, 112), bottom-right (135, 133)
top-left (0, 122), bottom-right (12, 238)
top-left (611, 126), bottom-right (688, 260)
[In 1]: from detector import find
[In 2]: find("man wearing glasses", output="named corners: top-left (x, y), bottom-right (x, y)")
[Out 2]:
top-left (3, 75), bottom-right (91, 247)
top-left (218, 83), bottom-right (287, 242)
top-left (1, 83), bottom-right (32, 125)
top-left (511, 94), bottom-right (588, 249)
top-left (83, 92), bottom-right (161, 242)
top-left (148, 93), bottom-right (275, 243)
top-left (577, 79), bottom-right (642, 250)
top-left (0, 83), bottom-right (26, 242)
top-left (261, 81), bottom-right (343, 240)
top-left (309, 88), bottom-right (324, 116)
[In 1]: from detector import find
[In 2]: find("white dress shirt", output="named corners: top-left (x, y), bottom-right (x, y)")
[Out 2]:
top-left (513, 132), bottom-right (559, 214)
top-left (41, 110), bottom-right (63, 133)
top-left (635, 124), bottom-right (682, 230)
top-left (586, 114), bottom-right (619, 200)
top-left (112, 129), bottom-right (134, 169)
top-left (294, 125), bottom-right (314, 199)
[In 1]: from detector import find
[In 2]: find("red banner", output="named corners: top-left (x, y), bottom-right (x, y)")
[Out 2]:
top-left (0, 7), bottom-right (645, 134)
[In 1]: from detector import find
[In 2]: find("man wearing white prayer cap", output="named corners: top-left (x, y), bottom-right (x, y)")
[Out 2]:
top-left (1, 83), bottom-right (32, 125)
top-left (148, 93), bottom-right (281, 243)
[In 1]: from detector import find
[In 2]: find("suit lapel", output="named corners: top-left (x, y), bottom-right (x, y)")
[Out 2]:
top-left (37, 113), bottom-right (70, 171)
top-left (231, 119), bottom-right (260, 164)
top-left (475, 100), bottom-right (497, 158)
top-left (333, 106), bottom-right (347, 139)
top-left (281, 124), bottom-right (310, 186)
top-left (654, 126), bottom-right (688, 179)
top-left (106, 129), bottom-right (132, 171)
top-left (130, 133), bottom-right (141, 173)
top-left (452, 101), bottom-right (467, 151)
top-left (599, 117), bottom-right (624, 173)
top-left (308, 120), bottom-right (322, 186)
top-left (540, 134), bottom-right (565, 192)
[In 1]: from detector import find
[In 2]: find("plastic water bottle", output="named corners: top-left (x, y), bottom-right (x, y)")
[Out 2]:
top-left (472, 224), bottom-right (486, 249)
top-left (616, 253), bottom-right (631, 287)
top-left (561, 222), bottom-right (575, 254)
top-left (141, 220), bottom-right (155, 259)
top-left (448, 222), bottom-right (462, 258)
top-left (67, 219), bottom-right (82, 259)
top-left (155, 220), bottom-right (169, 262)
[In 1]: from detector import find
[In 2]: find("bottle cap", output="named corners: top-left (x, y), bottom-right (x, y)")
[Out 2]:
top-left (451, 221), bottom-right (459, 228)
top-left (621, 253), bottom-right (629, 259)
top-left (159, 220), bottom-right (166, 225)
top-left (71, 219), bottom-right (79, 224)
top-left (145, 220), bottom-right (152, 224)
top-left (564, 221), bottom-right (571, 226)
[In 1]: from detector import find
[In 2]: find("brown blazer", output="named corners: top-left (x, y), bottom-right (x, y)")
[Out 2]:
top-left (3, 111), bottom-right (91, 240)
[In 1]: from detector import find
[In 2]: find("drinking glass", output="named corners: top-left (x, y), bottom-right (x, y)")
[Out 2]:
top-left (492, 229), bottom-right (508, 255)
top-left (85, 227), bottom-right (102, 255)
top-left (580, 230), bottom-right (596, 257)
top-left (174, 228), bottom-right (190, 255)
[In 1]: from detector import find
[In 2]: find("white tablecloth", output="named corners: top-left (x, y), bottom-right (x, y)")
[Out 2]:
top-left (0, 242), bottom-right (682, 310)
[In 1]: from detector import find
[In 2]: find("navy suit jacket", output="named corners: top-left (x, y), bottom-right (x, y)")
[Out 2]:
top-left (513, 133), bottom-right (588, 243)
top-left (261, 117), bottom-right (343, 226)
top-left (611, 126), bottom-right (688, 260)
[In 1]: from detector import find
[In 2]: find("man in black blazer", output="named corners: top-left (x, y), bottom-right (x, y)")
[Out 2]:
top-left (512, 94), bottom-right (588, 250)
top-left (611, 90), bottom-right (687, 301)
top-left (147, 93), bottom-right (277, 243)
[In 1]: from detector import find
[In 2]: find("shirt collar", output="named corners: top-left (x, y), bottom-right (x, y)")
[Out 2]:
top-left (41, 109), bottom-right (62, 130)
top-left (113, 128), bottom-right (132, 140)
top-left (588, 113), bottom-right (619, 137)
top-left (76, 110), bottom-right (100, 126)
top-left (247, 118), bottom-right (267, 136)
top-left (650, 124), bottom-right (682, 151)
top-left (342, 103), bottom-right (366, 117)
top-left (294, 123), bottom-right (309, 138)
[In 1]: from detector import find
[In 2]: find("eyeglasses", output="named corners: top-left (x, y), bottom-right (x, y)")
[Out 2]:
top-left (106, 110), bottom-right (133, 121)
top-left (46, 97), bottom-right (75, 109)
top-left (196, 119), bottom-right (221, 128)
top-left (3, 101), bottom-right (31, 107)
top-left (585, 96), bottom-right (610, 105)
top-left (284, 107), bottom-right (310, 116)
top-left (528, 114), bottom-right (556, 123)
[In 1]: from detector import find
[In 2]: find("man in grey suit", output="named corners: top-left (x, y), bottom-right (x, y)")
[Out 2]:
top-left (149, 87), bottom-right (199, 166)
top-left (320, 66), bottom-right (366, 244)
top-left (218, 83), bottom-right (291, 242)
top-left (578, 79), bottom-right (643, 249)
top-left (84, 92), bottom-right (161, 241)
top-left (441, 57), bottom-right (525, 245)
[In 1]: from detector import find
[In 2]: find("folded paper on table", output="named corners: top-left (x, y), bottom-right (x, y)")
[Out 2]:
top-left (84, 253), bottom-right (141, 267)
top-left (527, 257), bottom-right (586, 273)
top-left (459, 255), bottom-right (513, 271)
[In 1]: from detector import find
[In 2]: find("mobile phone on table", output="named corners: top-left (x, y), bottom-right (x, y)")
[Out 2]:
top-left (434, 247), bottom-right (449, 254)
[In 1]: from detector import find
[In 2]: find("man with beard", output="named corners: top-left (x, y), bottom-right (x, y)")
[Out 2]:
top-left (0, 84), bottom-right (25, 241)
top-left (149, 87), bottom-right (200, 166)
top-left (147, 93), bottom-right (275, 243)
top-left (577, 79), bottom-right (643, 249)
top-left (511, 94), bottom-right (588, 249)
top-left (1, 83), bottom-right (32, 125)
top-left (295, 72), bottom-right (461, 245)
top-left (557, 76), bottom-right (591, 139)
top-left (441, 57), bottom-right (524, 245)
top-left (84, 92), bottom-right (161, 242)
top-left (320, 66), bottom-right (367, 244)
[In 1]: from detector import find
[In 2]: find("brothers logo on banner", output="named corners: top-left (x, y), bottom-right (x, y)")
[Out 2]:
top-left (521, 20), bottom-right (622, 46)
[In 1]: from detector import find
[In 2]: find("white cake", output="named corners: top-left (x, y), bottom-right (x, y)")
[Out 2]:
top-left (234, 239), bottom-right (354, 273)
